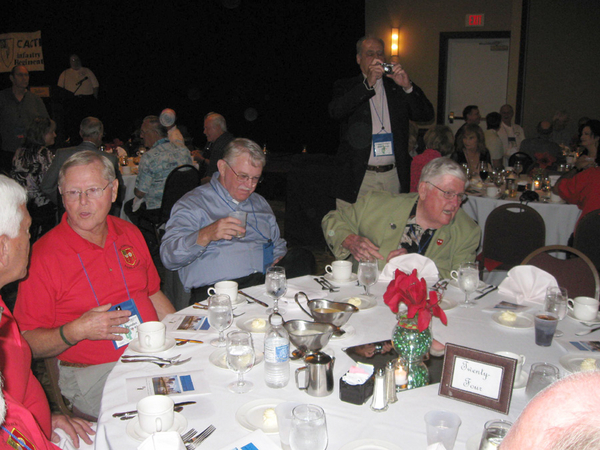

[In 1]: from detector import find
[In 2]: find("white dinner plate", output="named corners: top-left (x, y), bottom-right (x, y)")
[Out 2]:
top-left (566, 309), bottom-right (600, 325)
top-left (439, 297), bottom-right (458, 311)
top-left (331, 324), bottom-right (356, 340)
top-left (448, 279), bottom-right (487, 290)
top-left (209, 348), bottom-right (264, 370)
top-left (334, 295), bottom-right (377, 311)
top-left (323, 273), bottom-right (359, 285)
top-left (237, 314), bottom-right (269, 333)
top-left (492, 311), bottom-right (534, 329)
top-left (466, 432), bottom-right (483, 450)
top-left (559, 352), bottom-right (600, 373)
top-left (128, 337), bottom-right (176, 353)
top-left (235, 398), bottom-right (284, 434)
top-left (126, 412), bottom-right (187, 441)
top-left (340, 439), bottom-right (403, 450)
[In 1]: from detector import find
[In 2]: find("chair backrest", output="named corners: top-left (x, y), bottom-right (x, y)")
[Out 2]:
top-left (160, 164), bottom-right (201, 223)
top-left (508, 152), bottom-right (535, 173)
top-left (573, 208), bottom-right (600, 273)
top-left (522, 245), bottom-right (600, 300)
top-left (482, 203), bottom-right (546, 271)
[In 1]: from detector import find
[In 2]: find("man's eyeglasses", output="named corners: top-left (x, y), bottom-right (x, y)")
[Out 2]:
top-left (61, 181), bottom-right (112, 202)
top-left (225, 160), bottom-right (263, 185)
top-left (426, 181), bottom-right (468, 202)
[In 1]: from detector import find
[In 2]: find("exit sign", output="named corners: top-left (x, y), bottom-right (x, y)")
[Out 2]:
top-left (466, 14), bottom-right (485, 27)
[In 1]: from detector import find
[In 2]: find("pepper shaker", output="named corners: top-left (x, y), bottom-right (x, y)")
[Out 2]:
top-left (385, 360), bottom-right (398, 404)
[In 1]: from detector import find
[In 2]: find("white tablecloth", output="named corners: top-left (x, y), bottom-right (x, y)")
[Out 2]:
top-left (93, 275), bottom-right (582, 449)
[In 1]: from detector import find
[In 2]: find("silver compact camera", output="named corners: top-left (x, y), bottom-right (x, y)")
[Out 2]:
top-left (380, 63), bottom-right (395, 74)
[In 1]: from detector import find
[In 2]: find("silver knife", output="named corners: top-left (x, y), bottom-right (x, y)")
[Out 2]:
top-left (112, 401), bottom-right (196, 418)
top-left (474, 286), bottom-right (498, 300)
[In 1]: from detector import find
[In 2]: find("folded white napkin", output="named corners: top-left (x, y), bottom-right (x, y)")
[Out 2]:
top-left (498, 265), bottom-right (558, 304)
top-left (380, 254), bottom-right (439, 282)
top-left (138, 432), bottom-right (186, 450)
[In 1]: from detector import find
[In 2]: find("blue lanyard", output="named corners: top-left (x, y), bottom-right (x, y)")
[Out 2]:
top-left (77, 243), bottom-right (132, 306)
top-left (1, 426), bottom-right (34, 450)
top-left (369, 81), bottom-right (387, 133)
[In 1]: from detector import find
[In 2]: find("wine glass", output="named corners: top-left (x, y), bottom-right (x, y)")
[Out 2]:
top-left (544, 286), bottom-right (567, 337)
top-left (514, 161), bottom-right (523, 178)
top-left (266, 266), bottom-right (287, 314)
top-left (479, 161), bottom-right (488, 182)
top-left (207, 294), bottom-right (233, 347)
top-left (457, 262), bottom-right (479, 308)
top-left (226, 330), bottom-right (255, 394)
top-left (289, 404), bottom-right (328, 450)
top-left (358, 258), bottom-right (379, 298)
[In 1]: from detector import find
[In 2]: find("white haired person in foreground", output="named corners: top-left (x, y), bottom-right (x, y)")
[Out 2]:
top-left (0, 175), bottom-right (93, 448)
top-left (500, 371), bottom-right (600, 449)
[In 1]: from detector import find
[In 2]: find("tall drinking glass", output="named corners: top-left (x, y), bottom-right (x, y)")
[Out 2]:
top-left (208, 294), bottom-right (233, 347)
top-left (289, 404), bottom-right (328, 450)
top-left (358, 258), bottom-right (379, 298)
top-left (226, 330), bottom-right (255, 394)
top-left (458, 262), bottom-right (479, 308)
top-left (266, 266), bottom-right (287, 314)
top-left (544, 286), bottom-right (568, 337)
top-left (514, 161), bottom-right (523, 178)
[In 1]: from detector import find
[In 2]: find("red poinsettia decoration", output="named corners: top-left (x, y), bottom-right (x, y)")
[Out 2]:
top-left (534, 152), bottom-right (556, 169)
top-left (383, 269), bottom-right (447, 332)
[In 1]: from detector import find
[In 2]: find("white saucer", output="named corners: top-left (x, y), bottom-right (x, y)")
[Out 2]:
top-left (492, 311), bottom-right (534, 329)
top-left (340, 439), bottom-right (402, 450)
top-left (323, 273), bottom-right (358, 285)
top-left (331, 325), bottom-right (355, 340)
top-left (235, 398), bottom-right (284, 434)
top-left (559, 352), bottom-right (600, 373)
top-left (209, 348), bottom-right (264, 369)
top-left (334, 295), bottom-right (377, 311)
top-left (128, 337), bottom-right (176, 353)
top-left (236, 314), bottom-right (269, 333)
top-left (439, 297), bottom-right (458, 311)
top-left (566, 309), bottom-right (600, 325)
top-left (514, 370), bottom-right (528, 389)
top-left (126, 412), bottom-right (187, 441)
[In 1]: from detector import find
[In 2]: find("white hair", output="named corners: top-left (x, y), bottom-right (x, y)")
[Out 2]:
top-left (0, 176), bottom-right (27, 239)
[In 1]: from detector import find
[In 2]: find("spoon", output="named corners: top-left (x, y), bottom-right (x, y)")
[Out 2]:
top-left (575, 325), bottom-right (600, 336)
top-left (120, 406), bottom-right (184, 420)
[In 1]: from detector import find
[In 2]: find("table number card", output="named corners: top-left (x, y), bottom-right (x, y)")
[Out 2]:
top-left (439, 343), bottom-right (516, 414)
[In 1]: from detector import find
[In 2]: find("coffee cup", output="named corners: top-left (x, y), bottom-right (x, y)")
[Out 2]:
top-left (138, 321), bottom-right (166, 351)
top-left (137, 395), bottom-right (174, 434)
top-left (550, 192), bottom-right (562, 203)
top-left (207, 280), bottom-right (238, 304)
top-left (495, 351), bottom-right (526, 381)
top-left (567, 296), bottom-right (600, 321)
top-left (486, 185), bottom-right (501, 198)
top-left (325, 260), bottom-right (352, 281)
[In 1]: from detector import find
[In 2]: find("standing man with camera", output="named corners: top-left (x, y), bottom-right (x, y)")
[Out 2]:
top-left (329, 36), bottom-right (434, 209)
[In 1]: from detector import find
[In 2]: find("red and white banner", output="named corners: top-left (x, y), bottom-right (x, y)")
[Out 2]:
top-left (0, 31), bottom-right (44, 73)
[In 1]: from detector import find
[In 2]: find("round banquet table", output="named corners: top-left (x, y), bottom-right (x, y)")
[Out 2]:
top-left (93, 275), bottom-right (586, 449)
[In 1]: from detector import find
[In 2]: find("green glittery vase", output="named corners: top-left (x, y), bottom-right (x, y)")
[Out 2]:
top-left (392, 313), bottom-right (432, 390)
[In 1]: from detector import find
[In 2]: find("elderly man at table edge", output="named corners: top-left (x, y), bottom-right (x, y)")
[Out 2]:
top-left (41, 116), bottom-right (124, 216)
top-left (322, 157), bottom-right (480, 279)
top-left (501, 371), bottom-right (600, 449)
top-left (161, 138), bottom-right (314, 303)
top-left (0, 175), bottom-right (94, 448)
top-left (14, 151), bottom-right (175, 418)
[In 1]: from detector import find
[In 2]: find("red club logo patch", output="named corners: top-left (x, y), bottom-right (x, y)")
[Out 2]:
top-left (437, 239), bottom-right (444, 246)
top-left (120, 245), bottom-right (139, 268)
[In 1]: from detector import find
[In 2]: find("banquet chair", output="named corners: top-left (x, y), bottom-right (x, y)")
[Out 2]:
top-left (521, 245), bottom-right (600, 300)
top-left (573, 208), bottom-right (600, 274)
top-left (44, 357), bottom-right (98, 422)
top-left (480, 203), bottom-right (545, 272)
top-left (508, 152), bottom-right (534, 173)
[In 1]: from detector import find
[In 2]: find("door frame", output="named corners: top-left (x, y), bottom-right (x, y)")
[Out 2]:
top-left (436, 31), bottom-right (511, 125)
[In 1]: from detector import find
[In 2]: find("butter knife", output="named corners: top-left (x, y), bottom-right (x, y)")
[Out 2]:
top-left (474, 286), bottom-right (498, 300)
top-left (238, 290), bottom-right (268, 307)
top-left (112, 401), bottom-right (196, 418)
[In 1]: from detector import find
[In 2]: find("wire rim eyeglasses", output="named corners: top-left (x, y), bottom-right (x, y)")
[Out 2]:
top-left (224, 160), bottom-right (263, 185)
top-left (426, 181), bottom-right (468, 202)
top-left (61, 181), bottom-right (112, 202)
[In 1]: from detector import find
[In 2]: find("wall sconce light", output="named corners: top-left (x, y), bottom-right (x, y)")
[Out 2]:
top-left (391, 27), bottom-right (399, 56)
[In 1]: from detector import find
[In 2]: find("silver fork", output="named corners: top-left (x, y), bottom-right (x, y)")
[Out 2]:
top-left (121, 354), bottom-right (182, 363)
top-left (186, 425), bottom-right (216, 449)
top-left (121, 357), bottom-right (191, 368)
top-left (181, 428), bottom-right (197, 442)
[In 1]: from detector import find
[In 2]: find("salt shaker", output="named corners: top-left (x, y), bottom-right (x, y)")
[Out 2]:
top-left (385, 360), bottom-right (398, 404)
top-left (370, 368), bottom-right (388, 412)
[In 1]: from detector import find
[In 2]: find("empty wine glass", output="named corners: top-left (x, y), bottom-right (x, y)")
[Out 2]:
top-left (458, 262), bottom-right (479, 308)
top-left (358, 258), bottom-right (379, 298)
top-left (266, 266), bottom-right (287, 314)
top-left (226, 330), bottom-right (255, 394)
top-left (208, 294), bottom-right (233, 347)
top-left (514, 161), bottom-right (523, 178)
top-left (289, 404), bottom-right (328, 450)
top-left (544, 286), bottom-right (568, 337)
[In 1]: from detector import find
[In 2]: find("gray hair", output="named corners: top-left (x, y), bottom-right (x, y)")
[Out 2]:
top-left (419, 157), bottom-right (467, 185)
top-left (423, 125), bottom-right (454, 156)
top-left (79, 117), bottom-right (104, 139)
top-left (204, 112), bottom-right (227, 132)
top-left (58, 151), bottom-right (116, 188)
top-left (223, 138), bottom-right (266, 168)
top-left (143, 115), bottom-right (168, 138)
top-left (0, 175), bottom-right (28, 239)
top-left (356, 35), bottom-right (385, 54)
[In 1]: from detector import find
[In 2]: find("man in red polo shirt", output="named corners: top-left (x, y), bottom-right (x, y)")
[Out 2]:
top-left (14, 151), bottom-right (175, 418)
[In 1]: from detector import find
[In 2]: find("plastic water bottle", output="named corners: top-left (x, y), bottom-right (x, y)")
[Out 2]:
top-left (264, 313), bottom-right (290, 388)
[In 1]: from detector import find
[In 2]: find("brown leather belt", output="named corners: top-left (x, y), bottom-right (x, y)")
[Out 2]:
top-left (366, 163), bottom-right (395, 173)
top-left (59, 361), bottom-right (92, 368)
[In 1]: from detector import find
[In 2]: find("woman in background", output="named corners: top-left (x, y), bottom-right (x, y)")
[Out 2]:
top-left (452, 123), bottom-right (490, 178)
top-left (410, 125), bottom-right (454, 192)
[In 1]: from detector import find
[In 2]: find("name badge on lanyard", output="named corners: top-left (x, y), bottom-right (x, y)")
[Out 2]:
top-left (263, 240), bottom-right (274, 273)
top-left (109, 299), bottom-right (143, 349)
top-left (372, 132), bottom-right (394, 157)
